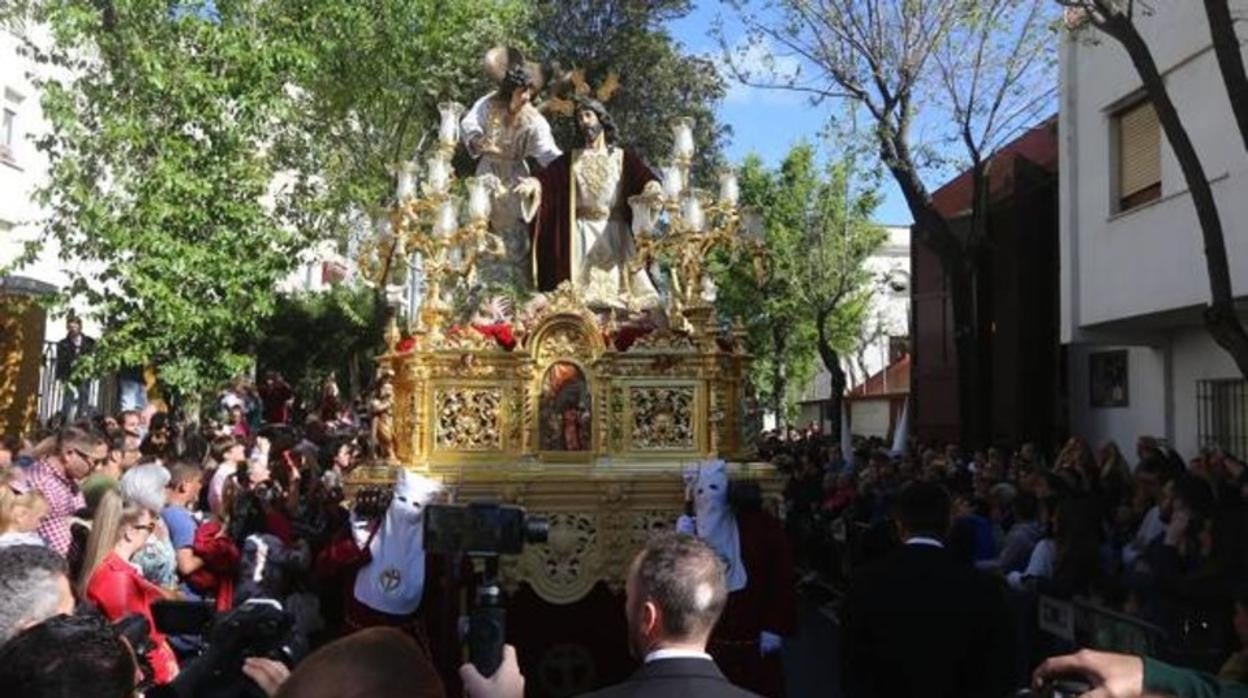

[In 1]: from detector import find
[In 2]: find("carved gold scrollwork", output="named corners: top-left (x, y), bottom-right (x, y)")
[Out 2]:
top-left (434, 388), bottom-right (503, 451)
top-left (513, 513), bottom-right (600, 605)
top-left (630, 387), bottom-right (695, 450)
top-left (536, 326), bottom-right (590, 365)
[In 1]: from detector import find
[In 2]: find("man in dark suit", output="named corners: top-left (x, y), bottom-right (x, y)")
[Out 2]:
top-left (459, 533), bottom-right (762, 698)
top-left (55, 315), bottom-right (96, 422)
top-left (842, 481), bottom-right (1017, 698)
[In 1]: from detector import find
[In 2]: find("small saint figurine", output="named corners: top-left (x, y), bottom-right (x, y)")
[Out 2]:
top-left (370, 370), bottom-right (396, 461)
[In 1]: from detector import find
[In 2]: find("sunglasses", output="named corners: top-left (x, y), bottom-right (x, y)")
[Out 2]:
top-left (72, 448), bottom-right (109, 468)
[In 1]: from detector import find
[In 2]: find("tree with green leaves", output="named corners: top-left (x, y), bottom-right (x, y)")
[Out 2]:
top-left (531, 0), bottom-right (728, 178)
top-left (714, 144), bottom-right (884, 425)
top-left (256, 285), bottom-right (380, 402)
top-left (720, 0), bottom-right (1058, 446)
top-left (1, 0), bottom-right (533, 398)
top-left (276, 0), bottom-right (532, 241)
top-left (6, 0), bottom-right (329, 398)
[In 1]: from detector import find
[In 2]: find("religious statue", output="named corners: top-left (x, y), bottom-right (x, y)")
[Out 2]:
top-left (520, 96), bottom-right (663, 311)
top-left (370, 370), bottom-right (395, 460)
top-left (540, 361), bottom-right (590, 451)
top-left (460, 47), bottom-right (562, 292)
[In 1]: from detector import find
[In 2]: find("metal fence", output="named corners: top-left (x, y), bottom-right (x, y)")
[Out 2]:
top-left (1196, 378), bottom-right (1248, 458)
top-left (35, 341), bottom-right (118, 425)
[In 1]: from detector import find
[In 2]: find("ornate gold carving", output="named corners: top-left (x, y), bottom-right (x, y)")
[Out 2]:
top-left (536, 327), bottom-right (590, 365)
top-left (449, 353), bottom-right (497, 378)
top-left (514, 513), bottom-right (600, 605)
top-left (630, 387), bottom-right (695, 450)
top-left (629, 328), bottom-right (696, 352)
top-left (434, 388), bottom-right (503, 451)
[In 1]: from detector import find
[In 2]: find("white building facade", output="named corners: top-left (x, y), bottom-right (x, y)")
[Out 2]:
top-left (797, 224), bottom-right (911, 433)
top-left (1060, 5), bottom-right (1248, 459)
top-left (0, 23), bottom-right (80, 339)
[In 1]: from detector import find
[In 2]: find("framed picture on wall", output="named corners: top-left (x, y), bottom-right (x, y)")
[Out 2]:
top-left (1089, 350), bottom-right (1129, 408)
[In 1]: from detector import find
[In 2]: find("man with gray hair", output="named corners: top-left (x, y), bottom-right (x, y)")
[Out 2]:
top-left (583, 532), bottom-right (760, 698)
top-left (0, 545), bottom-right (76, 645)
top-left (459, 533), bottom-right (760, 698)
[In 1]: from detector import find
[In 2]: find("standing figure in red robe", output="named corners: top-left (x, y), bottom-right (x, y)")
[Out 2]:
top-left (679, 459), bottom-right (798, 697)
top-left (314, 470), bottom-right (459, 684)
top-left (519, 97), bottom-right (663, 310)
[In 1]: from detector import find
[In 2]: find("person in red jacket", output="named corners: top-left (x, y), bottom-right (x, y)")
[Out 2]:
top-left (80, 489), bottom-right (179, 685)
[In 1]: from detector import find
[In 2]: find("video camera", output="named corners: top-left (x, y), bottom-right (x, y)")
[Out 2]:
top-left (148, 598), bottom-right (306, 698)
top-left (423, 502), bottom-right (548, 677)
top-left (424, 502), bottom-right (549, 556)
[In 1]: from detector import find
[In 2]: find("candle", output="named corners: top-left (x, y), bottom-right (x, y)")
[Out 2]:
top-left (395, 161), bottom-right (418, 201)
top-left (425, 154), bottom-right (451, 195)
top-left (629, 194), bottom-right (656, 235)
top-left (466, 176), bottom-right (493, 223)
top-left (718, 168), bottom-right (739, 207)
top-left (433, 199), bottom-right (458, 238)
top-left (437, 102), bottom-right (464, 149)
top-left (682, 189), bottom-right (707, 232)
top-left (671, 117), bottom-right (696, 161)
top-left (661, 164), bottom-right (684, 201)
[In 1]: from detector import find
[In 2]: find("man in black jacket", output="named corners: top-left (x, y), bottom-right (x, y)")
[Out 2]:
top-left (842, 481), bottom-right (1017, 698)
top-left (461, 533), bottom-right (762, 698)
top-left (55, 315), bottom-right (96, 422)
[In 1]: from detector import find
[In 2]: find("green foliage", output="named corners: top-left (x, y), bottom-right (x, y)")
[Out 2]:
top-left (6, 0), bottom-right (532, 396)
top-left (278, 0), bottom-right (532, 233)
top-left (17, 0), bottom-right (328, 396)
top-left (714, 144), bottom-right (885, 420)
top-left (256, 285), bottom-right (380, 400)
top-left (531, 0), bottom-right (728, 177)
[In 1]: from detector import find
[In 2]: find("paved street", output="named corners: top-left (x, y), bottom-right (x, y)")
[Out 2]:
top-left (782, 593), bottom-right (843, 698)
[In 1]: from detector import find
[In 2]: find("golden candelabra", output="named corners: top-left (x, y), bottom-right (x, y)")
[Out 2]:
top-left (625, 117), bottom-right (767, 335)
top-left (359, 101), bottom-right (506, 343)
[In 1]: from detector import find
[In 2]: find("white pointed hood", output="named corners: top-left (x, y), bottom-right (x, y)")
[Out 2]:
top-left (353, 469), bottom-right (442, 615)
top-left (682, 459), bottom-right (747, 592)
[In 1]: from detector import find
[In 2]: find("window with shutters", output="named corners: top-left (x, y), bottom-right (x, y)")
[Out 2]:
top-left (1115, 100), bottom-right (1161, 212)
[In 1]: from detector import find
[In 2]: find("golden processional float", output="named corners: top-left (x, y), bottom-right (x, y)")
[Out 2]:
top-left (351, 104), bottom-right (777, 606)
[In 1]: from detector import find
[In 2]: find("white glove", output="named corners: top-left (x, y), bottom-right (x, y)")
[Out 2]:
top-left (675, 515), bottom-right (696, 535)
top-left (349, 510), bottom-right (372, 550)
top-left (759, 631), bottom-right (783, 656)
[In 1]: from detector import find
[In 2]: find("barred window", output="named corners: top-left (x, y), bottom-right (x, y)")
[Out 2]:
top-left (1197, 379), bottom-right (1248, 459)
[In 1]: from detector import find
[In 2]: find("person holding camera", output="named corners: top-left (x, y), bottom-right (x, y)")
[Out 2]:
top-left (1033, 648), bottom-right (1248, 698)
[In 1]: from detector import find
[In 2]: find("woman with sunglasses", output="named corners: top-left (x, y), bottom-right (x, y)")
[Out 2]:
top-left (79, 488), bottom-right (180, 685)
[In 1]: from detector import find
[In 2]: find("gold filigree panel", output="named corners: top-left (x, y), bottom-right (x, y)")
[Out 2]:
top-left (510, 513), bottom-right (600, 605)
top-left (536, 326), bottom-right (592, 365)
top-left (434, 387), bottom-right (503, 451)
top-left (629, 386), bottom-right (695, 450)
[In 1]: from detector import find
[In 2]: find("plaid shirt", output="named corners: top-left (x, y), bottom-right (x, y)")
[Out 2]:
top-left (29, 459), bottom-right (86, 556)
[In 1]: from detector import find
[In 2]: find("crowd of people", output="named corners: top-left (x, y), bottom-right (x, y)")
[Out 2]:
top-left (3, 376), bottom-right (1248, 698)
top-left (769, 425), bottom-right (1248, 695)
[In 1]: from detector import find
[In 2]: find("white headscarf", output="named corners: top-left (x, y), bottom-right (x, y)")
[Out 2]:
top-left (682, 459), bottom-right (747, 592)
top-left (353, 469), bottom-right (442, 615)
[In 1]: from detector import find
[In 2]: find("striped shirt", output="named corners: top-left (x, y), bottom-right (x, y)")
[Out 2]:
top-left (29, 458), bottom-right (86, 556)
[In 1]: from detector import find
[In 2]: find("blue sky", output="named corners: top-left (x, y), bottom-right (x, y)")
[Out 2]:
top-left (666, 3), bottom-right (915, 226)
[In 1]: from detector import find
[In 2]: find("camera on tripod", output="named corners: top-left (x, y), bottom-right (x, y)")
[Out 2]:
top-left (424, 502), bottom-right (549, 556)
top-left (423, 502), bottom-right (548, 677)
